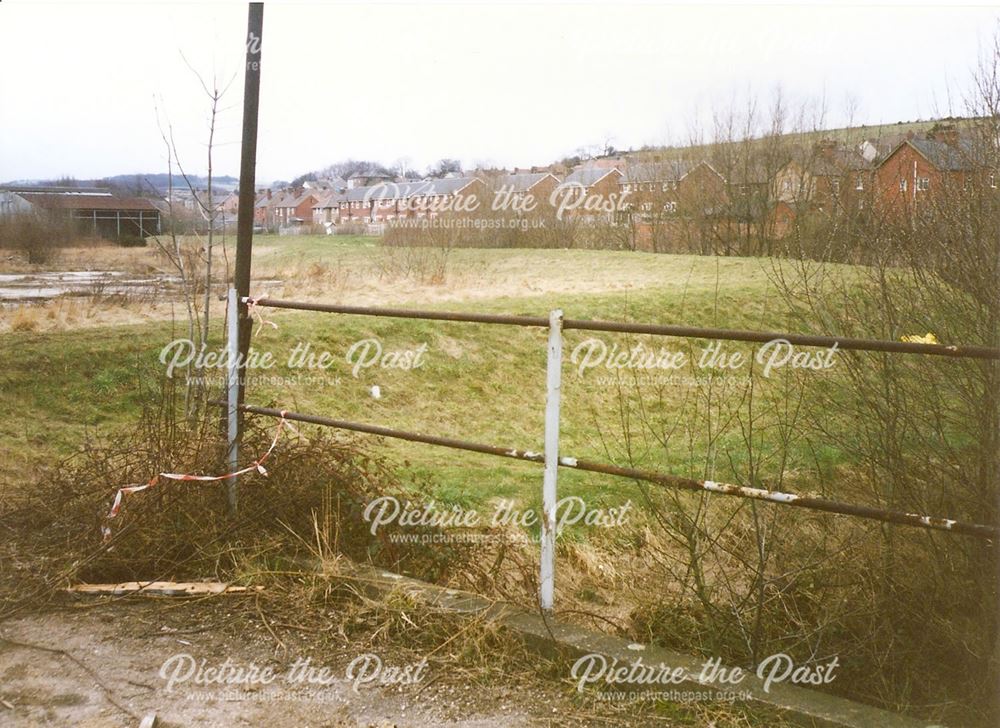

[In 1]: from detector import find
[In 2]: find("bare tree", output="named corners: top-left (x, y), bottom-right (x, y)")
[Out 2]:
top-left (147, 60), bottom-right (233, 417)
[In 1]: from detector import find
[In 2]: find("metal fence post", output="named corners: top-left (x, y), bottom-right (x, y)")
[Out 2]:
top-left (540, 309), bottom-right (563, 613)
top-left (234, 2), bottom-right (263, 429)
top-left (226, 287), bottom-right (240, 514)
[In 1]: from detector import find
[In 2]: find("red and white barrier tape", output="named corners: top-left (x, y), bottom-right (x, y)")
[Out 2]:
top-left (243, 296), bottom-right (278, 335)
top-left (101, 410), bottom-right (297, 543)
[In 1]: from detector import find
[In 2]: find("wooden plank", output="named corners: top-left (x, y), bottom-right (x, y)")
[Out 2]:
top-left (66, 581), bottom-right (263, 597)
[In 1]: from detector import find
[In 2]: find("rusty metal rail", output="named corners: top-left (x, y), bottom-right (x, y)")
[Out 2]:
top-left (225, 296), bottom-right (1000, 611)
top-left (238, 404), bottom-right (998, 540)
top-left (248, 298), bottom-right (1000, 360)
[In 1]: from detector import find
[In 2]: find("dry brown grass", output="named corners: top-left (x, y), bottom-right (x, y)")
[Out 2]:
top-left (8, 307), bottom-right (39, 332)
top-left (0, 378), bottom-right (807, 727)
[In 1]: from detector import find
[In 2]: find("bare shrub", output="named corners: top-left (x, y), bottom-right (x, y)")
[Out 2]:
top-left (375, 243), bottom-right (452, 285)
top-left (0, 212), bottom-right (74, 265)
top-left (0, 378), bottom-right (470, 619)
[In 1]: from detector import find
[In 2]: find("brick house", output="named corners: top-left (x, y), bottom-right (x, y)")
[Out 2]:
top-left (253, 190), bottom-right (274, 227)
top-left (273, 191), bottom-right (319, 227)
top-left (774, 142), bottom-right (871, 211)
top-left (556, 167), bottom-right (624, 221)
top-left (771, 141), bottom-right (871, 235)
top-left (330, 177), bottom-right (487, 226)
top-left (494, 172), bottom-right (561, 210)
top-left (259, 189), bottom-right (295, 229)
top-left (219, 191), bottom-right (240, 217)
top-left (621, 160), bottom-right (727, 216)
top-left (873, 127), bottom-right (985, 216)
top-left (619, 160), bottom-right (727, 250)
top-left (312, 191), bottom-right (344, 225)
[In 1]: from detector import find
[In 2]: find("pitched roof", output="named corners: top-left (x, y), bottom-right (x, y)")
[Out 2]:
top-left (563, 167), bottom-right (622, 187)
top-left (905, 137), bottom-right (978, 171)
top-left (726, 160), bottom-right (774, 186)
top-left (269, 190), bottom-right (305, 209)
top-left (623, 160), bottom-right (696, 183)
top-left (814, 147), bottom-right (871, 175)
top-left (285, 192), bottom-right (318, 208)
top-left (339, 177), bottom-right (480, 203)
top-left (785, 145), bottom-right (871, 177)
top-left (262, 191), bottom-right (293, 209)
top-left (18, 192), bottom-right (160, 211)
top-left (496, 172), bottom-right (557, 193)
top-left (312, 191), bottom-right (346, 209)
top-left (862, 133), bottom-right (909, 162)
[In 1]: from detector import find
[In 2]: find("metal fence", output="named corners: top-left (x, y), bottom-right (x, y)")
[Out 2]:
top-left (223, 292), bottom-right (1000, 612)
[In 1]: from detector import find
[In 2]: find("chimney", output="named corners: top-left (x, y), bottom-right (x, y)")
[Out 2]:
top-left (814, 139), bottom-right (837, 159)
top-left (929, 124), bottom-right (960, 146)
top-left (266, 189), bottom-right (272, 199)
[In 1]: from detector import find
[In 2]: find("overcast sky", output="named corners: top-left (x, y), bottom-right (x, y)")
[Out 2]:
top-left (2, 1), bottom-right (999, 184)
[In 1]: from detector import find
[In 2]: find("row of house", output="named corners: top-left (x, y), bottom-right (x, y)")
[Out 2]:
top-left (251, 172), bottom-right (557, 231)
top-left (240, 123), bottom-right (997, 241)
top-left (767, 126), bottom-right (997, 234)
top-left (603, 124), bottom-right (997, 241)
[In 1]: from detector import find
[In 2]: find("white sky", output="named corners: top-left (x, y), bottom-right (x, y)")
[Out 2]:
top-left (1, 1), bottom-right (999, 183)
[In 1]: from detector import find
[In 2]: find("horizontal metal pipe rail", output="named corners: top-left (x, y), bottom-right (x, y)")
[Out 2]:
top-left (248, 298), bottom-right (1000, 360)
top-left (237, 404), bottom-right (998, 540)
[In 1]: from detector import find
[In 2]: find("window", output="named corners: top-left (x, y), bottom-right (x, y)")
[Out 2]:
top-left (899, 179), bottom-right (908, 193)
top-left (831, 179), bottom-right (841, 194)
top-left (990, 174), bottom-right (997, 189)
top-left (855, 175), bottom-right (864, 191)
top-left (917, 178), bottom-right (930, 192)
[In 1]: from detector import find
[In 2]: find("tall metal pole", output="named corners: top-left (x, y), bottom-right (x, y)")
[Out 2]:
top-left (231, 2), bottom-right (264, 515)
top-left (540, 309), bottom-right (563, 613)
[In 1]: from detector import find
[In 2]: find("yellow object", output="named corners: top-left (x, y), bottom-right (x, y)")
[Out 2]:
top-left (900, 333), bottom-right (939, 344)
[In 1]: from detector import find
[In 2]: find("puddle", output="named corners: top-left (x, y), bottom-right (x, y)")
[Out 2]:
top-left (0, 271), bottom-right (284, 304)
top-left (0, 271), bottom-right (184, 302)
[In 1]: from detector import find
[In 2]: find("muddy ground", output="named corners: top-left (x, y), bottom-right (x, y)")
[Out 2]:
top-left (0, 599), bottom-right (581, 728)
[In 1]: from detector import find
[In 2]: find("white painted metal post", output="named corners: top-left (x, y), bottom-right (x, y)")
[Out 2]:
top-left (540, 309), bottom-right (563, 612)
top-left (226, 287), bottom-right (240, 514)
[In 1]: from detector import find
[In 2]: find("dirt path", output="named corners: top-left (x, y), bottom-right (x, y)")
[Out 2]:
top-left (0, 602), bottom-right (560, 728)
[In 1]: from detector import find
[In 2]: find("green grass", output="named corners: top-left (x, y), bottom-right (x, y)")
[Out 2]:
top-left (0, 242), bottom-right (845, 526)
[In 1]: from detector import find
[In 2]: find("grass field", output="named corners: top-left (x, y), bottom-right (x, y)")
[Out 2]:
top-left (3, 235), bottom-right (991, 727)
top-left (0, 236), bottom-right (825, 513)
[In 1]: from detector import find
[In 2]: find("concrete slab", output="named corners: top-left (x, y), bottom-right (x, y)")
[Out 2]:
top-left (329, 560), bottom-right (944, 728)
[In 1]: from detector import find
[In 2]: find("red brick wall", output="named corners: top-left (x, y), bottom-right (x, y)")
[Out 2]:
top-left (875, 143), bottom-right (950, 216)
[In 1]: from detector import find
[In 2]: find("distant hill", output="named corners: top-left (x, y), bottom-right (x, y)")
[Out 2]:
top-left (610, 117), bottom-right (969, 166)
top-left (1, 173), bottom-right (240, 196)
top-left (105, 173), bottom-right (240, 194)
